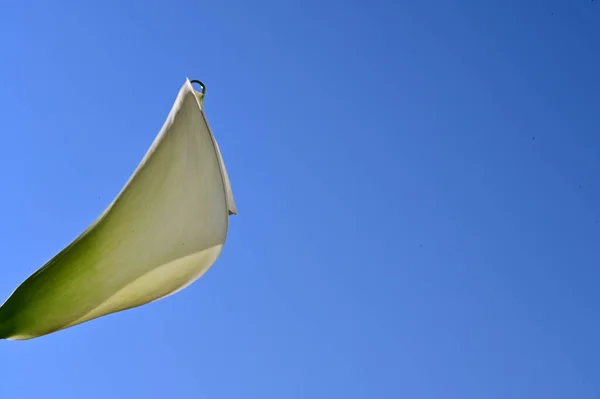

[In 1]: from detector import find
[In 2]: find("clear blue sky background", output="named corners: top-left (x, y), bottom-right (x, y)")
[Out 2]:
top-left (0, 0), bottom-right (599, 397)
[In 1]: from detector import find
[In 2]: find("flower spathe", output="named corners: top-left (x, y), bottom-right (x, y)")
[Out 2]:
top-left (0, 79), bottom-right (237, 340)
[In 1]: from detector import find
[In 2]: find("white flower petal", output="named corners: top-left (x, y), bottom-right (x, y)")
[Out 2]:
top-left (0, 79), bottom-right (236, 340)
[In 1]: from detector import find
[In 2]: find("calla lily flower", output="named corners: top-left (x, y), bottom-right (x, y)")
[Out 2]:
top-left (0, 78), bottom-right (237, 340)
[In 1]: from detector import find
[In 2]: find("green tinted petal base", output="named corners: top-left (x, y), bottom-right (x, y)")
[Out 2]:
top-left (0, 78), bottom-right (237, 340)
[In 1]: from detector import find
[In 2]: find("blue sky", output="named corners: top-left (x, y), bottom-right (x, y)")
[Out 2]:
top-left (1, 0), bottom-right (599, 397)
